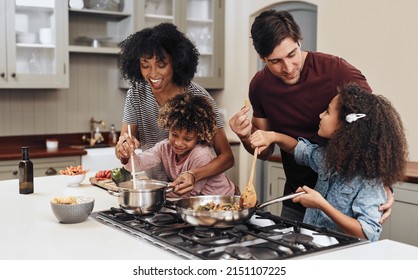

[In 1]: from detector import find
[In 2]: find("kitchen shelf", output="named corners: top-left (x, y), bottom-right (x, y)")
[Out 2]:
top-left (16, 43), bottom-right (55, 49)
top-left (69, 8), bottom-right (131, 19)
top-left (69, 45), bottom-right (119, 54)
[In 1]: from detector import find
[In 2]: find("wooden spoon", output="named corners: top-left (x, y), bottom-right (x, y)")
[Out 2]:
top-left (240, 147), bottom-right (258, 208)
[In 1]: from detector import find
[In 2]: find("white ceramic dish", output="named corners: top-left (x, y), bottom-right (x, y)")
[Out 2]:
top-left (16, 32), bottom-right (37, 44)
top-left (65, 173), bottom-right (86, 186)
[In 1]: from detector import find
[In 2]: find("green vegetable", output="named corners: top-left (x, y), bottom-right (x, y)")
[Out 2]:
top-left (111, 167), bottom-right (132, 184)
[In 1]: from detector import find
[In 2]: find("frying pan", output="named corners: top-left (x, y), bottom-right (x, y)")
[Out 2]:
top-left (169, 191), bottom-right (305, 228)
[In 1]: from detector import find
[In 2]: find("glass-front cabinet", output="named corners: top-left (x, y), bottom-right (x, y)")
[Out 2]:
top-left (68, 0), bottom-right (135, 55)
top-left (134, 0), bottom-right (224, 89)
top-left (0, 0), bottom-right (68, 88)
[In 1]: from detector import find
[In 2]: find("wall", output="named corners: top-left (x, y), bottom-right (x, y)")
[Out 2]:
top-left (219, 0), bottom-right (418, 186)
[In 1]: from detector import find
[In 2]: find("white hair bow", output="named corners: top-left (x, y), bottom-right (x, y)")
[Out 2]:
top-left (345, 113), bottom-right (366, 123)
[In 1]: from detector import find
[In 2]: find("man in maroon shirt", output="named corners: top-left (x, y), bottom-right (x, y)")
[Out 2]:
top-left (229, 10), bottom-right (394, 223)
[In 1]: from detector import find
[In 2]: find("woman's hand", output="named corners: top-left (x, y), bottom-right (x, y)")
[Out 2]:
top-left (115, 132), bottom-right (140, 164)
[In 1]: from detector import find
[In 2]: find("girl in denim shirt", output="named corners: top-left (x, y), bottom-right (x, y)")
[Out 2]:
top-left (249, 83), bottom-right (408, 241)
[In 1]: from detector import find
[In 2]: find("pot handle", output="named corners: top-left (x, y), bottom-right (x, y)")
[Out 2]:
top-left (165, 186), bottom-right (174, 194)
top-left (257, 191), bottom-right (305, 209)
top-left (107, 189), bottom-right (122, 197)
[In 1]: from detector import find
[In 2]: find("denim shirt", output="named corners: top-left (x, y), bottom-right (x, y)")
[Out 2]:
top-left (294, 138), bottom-right (386, 241)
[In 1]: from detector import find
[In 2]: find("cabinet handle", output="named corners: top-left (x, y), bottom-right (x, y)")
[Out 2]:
top-left (11, 73), bottom-right (16, 78)
top-left (0, 72), bottom-right (5, 78)
top-left (13, 170), bottom-right (18, 176)
top-left (45, 167), bottom-right (57, 176)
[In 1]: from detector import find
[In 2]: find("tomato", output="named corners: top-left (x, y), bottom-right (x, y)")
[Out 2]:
top-left (95, 170), bottom-right (111, 179)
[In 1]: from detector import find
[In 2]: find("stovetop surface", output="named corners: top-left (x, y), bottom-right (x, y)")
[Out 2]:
top-left (91, 208), bottom-right (367, 260)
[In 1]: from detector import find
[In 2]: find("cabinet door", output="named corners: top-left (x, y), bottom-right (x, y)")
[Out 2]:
top-left (68, 0), bottom-right (135, 54)
top-left (265, 162), bottom-right (286, 215)
top-left (1, 0), bottom-right (69, 88)
top-left (381, 182), bottom-right (418, 246)
top-left (183, 0), bottom-right (224, 89)
top-left (0, 156), bottom-right (81, 180)
top-left (140, 0), bottom-right (178, 27)
top-left (0, 1), bottom-right (6, 82)
top-left (132, 0), bottom-right (224, 89)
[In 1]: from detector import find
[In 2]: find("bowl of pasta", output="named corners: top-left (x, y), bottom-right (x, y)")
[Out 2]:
top-left (59, 165), bottom-right (89, 186)
top-left (50, 196), bottom-right (95, 224)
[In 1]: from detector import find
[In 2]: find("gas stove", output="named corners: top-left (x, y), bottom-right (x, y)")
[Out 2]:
top-left (91, 207), bottom-right (367, 260)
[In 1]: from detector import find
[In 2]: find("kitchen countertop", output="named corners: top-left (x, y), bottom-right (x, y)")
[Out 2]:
top-left (0, 134), bottom-right (240, 161)
top-left (268, 155), bottom-right (418, 184)
top-left (1, 172), bottom-right (417, 260)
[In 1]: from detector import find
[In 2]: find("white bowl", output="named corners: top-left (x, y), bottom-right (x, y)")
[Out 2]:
top-left (65, 173), bottom-right (86, 186)
top-left (46, 139), bottom-right (59, 150)
top-left (50, 196), bottom-right (95, 224)
top-left (16, 32), bottom-right (37, 44)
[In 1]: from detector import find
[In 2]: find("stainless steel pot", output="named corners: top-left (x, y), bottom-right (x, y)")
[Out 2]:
top-left (171, 192), bottom-right (305, 228)
top-left (108, 179), bottom-right (171, 215)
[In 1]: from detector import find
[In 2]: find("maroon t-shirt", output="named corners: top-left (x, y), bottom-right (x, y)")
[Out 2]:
top-left (249, 52), bottom-right (371, 215)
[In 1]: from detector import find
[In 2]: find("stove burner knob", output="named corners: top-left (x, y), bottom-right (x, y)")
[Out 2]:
top-left (222, 246), bottom-right (253, 260)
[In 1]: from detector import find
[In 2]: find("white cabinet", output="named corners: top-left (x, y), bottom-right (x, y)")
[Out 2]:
top-left (0, 0), bottom-right (69, 88)
top-left (380, 182), bottom-right (418, 246)
top-left (68, 0), bottom-right (136, 55)
top-left (264, 160), bottom-right (286, 215)
top-left (134, 0), bottom-right (224, 89)
top-left (225, 143), bottom-right (239, 187)
top-left (0, 156), bottom-right (81, 180)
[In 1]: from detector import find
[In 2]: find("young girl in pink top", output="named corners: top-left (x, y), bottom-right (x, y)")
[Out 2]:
top-left (124, 93), bottom-right (236, 198)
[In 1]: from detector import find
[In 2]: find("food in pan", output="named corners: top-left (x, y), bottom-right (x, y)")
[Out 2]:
top-left (191, 201), bottom-right (242, 211)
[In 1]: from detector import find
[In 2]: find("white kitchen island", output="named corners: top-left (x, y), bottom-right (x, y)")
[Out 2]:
top-left (1, 173), bottom-right (418, 260)
top-left (0, 172), bottom-right (179, 260)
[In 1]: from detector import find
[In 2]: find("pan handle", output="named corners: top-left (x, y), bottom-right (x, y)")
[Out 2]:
top-left (257, 191), bottom-right (305, 209)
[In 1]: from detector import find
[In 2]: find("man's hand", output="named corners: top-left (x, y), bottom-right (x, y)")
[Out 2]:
top-left (379, 187), bottom-right (394, 224)
top-left (229, 106), bottom-right (252, 140)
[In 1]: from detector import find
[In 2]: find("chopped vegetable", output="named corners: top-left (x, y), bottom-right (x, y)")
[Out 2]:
top-left (111, 167), bottom-right (132, 184)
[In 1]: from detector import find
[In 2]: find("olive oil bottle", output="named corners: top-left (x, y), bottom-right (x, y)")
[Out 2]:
top-left (19, 146), bottom-right (34, 194)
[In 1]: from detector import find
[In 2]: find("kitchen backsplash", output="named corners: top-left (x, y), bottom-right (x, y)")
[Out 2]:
top-left (0, 54), bottom-right (126, 136)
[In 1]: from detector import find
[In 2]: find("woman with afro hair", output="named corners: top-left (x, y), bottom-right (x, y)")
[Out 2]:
top-left (115, 23), bottom-right (234, 196)
top-left (123, 93), bottom-right (236, 197)
top-left (249, 83), bottom-right (408, 241)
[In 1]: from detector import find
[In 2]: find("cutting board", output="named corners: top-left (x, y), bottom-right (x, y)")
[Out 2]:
top-left (89, 177), bottom-right (118, 191)
top-left (89, 172), bottom-right (150, 191)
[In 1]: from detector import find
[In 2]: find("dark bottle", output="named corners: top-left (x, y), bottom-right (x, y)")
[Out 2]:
top-left (19, 146), bottom-right (34, 194)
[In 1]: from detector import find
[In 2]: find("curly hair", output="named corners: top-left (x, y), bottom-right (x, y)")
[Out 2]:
top-left (158, 93), bottom-right (217, 145)
top-left (324, 83), bottom-right (408, 187)
top-left (118, 23), bottom-right (199, 87)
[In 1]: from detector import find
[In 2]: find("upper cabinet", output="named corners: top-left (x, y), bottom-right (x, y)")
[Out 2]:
top-left (68, 0), bottom-right (136, 55)
top-left (0, 0), bottom-right (69, 88)
top-left (134, 0), bottom-right (224, 89)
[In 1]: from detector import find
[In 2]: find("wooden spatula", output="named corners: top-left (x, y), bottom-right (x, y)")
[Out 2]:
top-left (240, 147), bottom-right (258, 208)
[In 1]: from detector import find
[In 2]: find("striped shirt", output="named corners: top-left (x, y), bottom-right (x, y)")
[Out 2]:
top-left (122, 81), bottom-right (223, 181)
